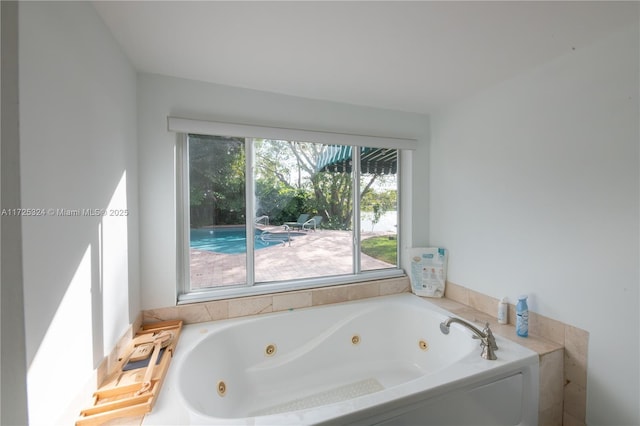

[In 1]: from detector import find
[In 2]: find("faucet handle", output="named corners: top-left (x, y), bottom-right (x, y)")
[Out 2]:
top-left (480, 339), bottom-right (498, 360)
top-left (483, 323), bottom-right (499, 351)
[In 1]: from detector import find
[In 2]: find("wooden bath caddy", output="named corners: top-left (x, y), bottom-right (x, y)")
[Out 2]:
top-left (76, 320), bottom-right (183, 426)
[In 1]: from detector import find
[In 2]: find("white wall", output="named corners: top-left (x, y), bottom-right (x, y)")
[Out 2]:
top-left (19, 2), bottom-right (138, 424)
top-left (430, 25), bottom-right (639, 425)
top-left (137, 73), bottom-right (430, 310)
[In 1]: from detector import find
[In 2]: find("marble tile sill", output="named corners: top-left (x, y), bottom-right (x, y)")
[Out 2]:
top-left (424, 296), bottom-right (563, 357)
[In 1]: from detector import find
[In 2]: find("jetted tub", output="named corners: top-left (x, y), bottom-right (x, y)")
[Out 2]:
top-left (143, 293), bottom-right (539, 425)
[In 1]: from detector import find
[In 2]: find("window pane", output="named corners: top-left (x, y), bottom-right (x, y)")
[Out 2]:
top-left (253, 140), bottom-right (354, 283)
top-left (360, 148), bottom-right (398, 271)
top-left (181, 133), bottom-right (402, 298)
top-left (188, 134), bottom-right (246, 289)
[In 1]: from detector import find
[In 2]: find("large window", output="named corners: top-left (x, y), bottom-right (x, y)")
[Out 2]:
top-left (173, 119), bottom-right (414, 302)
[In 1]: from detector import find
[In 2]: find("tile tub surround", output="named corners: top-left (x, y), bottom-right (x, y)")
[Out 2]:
top-left (142, 276), bottom-right (411, 324)
top-left (92, 314), bottom-right (147, 425)
top-left (97, 312), bottom-right (143, 387)
top-left (433, 281), bottom-right (589, 426)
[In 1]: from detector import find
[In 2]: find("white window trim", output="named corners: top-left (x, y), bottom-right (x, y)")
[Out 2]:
top-left (168, 117), bottom-right (418, 150)
top-left (171, 117), bottom-right (416, 304)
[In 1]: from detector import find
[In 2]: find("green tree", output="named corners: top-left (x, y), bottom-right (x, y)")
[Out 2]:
top-left (255, 140), bottom-right (373, 229)
top-left (361, 188), bottom-right (397, 231)
top-left (190, 137), bottom-right (393, 230)
top-left (189, 135), bottom-right (245, 226)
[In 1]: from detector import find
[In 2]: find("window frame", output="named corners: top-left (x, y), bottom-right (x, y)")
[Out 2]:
top-left (171, 118), bottom-right (416, 304)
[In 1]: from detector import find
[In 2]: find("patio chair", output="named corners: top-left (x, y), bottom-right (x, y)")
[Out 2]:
top-left (302, 216), bottom-right (323, 231)
top-left (284, 214), bottom-right (309, 231)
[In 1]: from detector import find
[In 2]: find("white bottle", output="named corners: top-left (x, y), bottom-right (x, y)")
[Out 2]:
top-left (497, 297), bottom-right (508, 324)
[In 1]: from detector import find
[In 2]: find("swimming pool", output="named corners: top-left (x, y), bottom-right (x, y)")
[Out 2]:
top-left (190, 227), bottom-right (288, 254)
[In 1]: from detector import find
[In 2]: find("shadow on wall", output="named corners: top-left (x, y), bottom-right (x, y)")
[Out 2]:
top-left (25, 171), bottom-right (134, 424)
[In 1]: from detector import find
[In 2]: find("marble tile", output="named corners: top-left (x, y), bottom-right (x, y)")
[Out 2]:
top-left (97, 316), bottom-right (145, 385)
top-left (489, 322), bottom-right (518, 340)
top-left (273, 291), bottom-right (312, 311)
top-left (444, 281), bottom-right (469, 304)
top-left (529, 312), bottom-right (565, 345)
top-left (143, 306), bottom-right (179, 323)
top-left (347, 282), bottom-right (380, 301)
top-left (563, 326), bottom-right (587, 426)
top-left (228, 295), bottom-right (273, 318)
top-left (204, 299), bottom-right (229, 321)
top-left (107, 337), bottom-right (125, 372)
top-left (424, 296), bottom-right (467, 313)
top-left (138, 278), bottom-right (411, 325)
top-left (539, 349), bottom-right (564, 411)
top-left (379, 276), bottom-right (411, 295)
top-left (468, 289), bottom-right (498, 318)
top-left (108, 329), bottom-right (134, 377)
top-left (96, 356), bottom-right (108, 387)
top-left (450, 306), bottom-right (496, 328)
top-left (511, 335), bottom-right (561, 356)
top-left (176, 303), bottom-right (212, 324)
top-left (538, 401), bottom-right (563, 426)
top-left (131, 312), bottom-right (143, 340)
top-left (563, 411), bottom-right (586, 426)
top-left (564, 382), bottom-right (587, 422)
top-left (312, 285), bottom-right (349, 306)
top-left (564, 325), bottom-right (588, 388)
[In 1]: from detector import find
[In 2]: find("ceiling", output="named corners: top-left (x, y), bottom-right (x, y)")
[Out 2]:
top-left (93, 1), bottom-right (638, 115)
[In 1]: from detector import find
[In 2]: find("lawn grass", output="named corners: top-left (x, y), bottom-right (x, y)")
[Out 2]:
top-left (361, 235), bottom-right (397, 264)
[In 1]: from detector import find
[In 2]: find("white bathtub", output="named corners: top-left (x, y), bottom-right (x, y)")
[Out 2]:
top-left (143, 293), bottom-right (539, 425)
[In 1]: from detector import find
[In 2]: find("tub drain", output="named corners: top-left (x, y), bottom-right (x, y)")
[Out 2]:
top-left (351, 335), bottom-right (360, 345)
top-left (419, 339), bottom-right (429, 351)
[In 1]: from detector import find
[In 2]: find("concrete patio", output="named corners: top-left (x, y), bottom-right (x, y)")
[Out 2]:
top-left (190, 229), bottom-right (395, 288)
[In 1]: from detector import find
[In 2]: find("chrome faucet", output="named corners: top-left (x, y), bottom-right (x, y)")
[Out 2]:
top-left (440, 317), bottom-right (498, 360)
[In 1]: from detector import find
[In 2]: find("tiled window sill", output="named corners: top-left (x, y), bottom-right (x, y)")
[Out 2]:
top-left (143, 276), bottom-right (411, 324)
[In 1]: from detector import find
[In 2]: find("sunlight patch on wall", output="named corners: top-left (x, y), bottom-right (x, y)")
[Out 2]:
top-left (27, 245), bottom-right (93, 425)
top-left (101, 171), bottom-right (129, 355)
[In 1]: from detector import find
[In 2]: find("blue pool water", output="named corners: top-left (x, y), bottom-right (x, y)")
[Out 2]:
top-left (190, 227), bottom-right (281, 254)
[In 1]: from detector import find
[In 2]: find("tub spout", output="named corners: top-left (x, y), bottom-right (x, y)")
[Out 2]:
top-left (440, 317), bottom-right (498, 360)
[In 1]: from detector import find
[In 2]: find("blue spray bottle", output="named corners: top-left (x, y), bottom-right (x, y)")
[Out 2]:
top-left (516, 295), bottom-right (529, 337)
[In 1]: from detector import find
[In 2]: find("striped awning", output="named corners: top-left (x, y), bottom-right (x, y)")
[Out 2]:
top-left (316, 146), bottom-right (397, 175)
